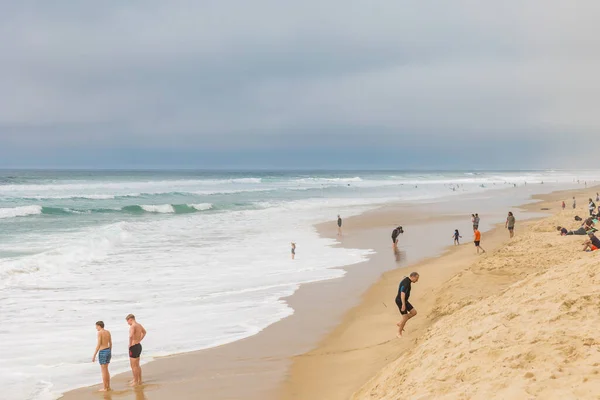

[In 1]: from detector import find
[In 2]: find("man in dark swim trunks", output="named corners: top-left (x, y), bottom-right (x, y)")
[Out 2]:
top-left (395, 272), bottom-right (419, 337)
top-left (126, 314), bottom-right (147, 386)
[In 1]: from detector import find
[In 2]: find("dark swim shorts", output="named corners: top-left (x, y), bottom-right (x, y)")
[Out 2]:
top-left (508, 226), bottom-right (514, 231)
top-left (474, 241), bottom-right (481, 246)
top-left (98, 348), bottom-right (111, 365)
top-left (395, 298), bottom-right (414, 315)
top-left (129, 343), bottom-right (142, 359)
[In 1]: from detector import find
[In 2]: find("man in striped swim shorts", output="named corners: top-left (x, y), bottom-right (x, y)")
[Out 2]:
top-left (92, 321), bottom-right (112, 392)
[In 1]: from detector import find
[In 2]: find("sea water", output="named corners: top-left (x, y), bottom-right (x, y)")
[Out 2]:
top-left (0, 169), bottom-right (598, 400)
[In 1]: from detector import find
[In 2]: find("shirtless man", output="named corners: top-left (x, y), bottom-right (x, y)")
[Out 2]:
top-left (92, 321), bottom-right (112, 392)
top-left (126, 314), bottom-right (147, 386)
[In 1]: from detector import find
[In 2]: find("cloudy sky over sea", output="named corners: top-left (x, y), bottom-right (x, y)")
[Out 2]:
top-left (1, 1), bottom-right (597, 169)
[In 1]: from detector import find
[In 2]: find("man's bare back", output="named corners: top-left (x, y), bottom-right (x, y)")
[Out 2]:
top-left (98, 330), bottom-right (112, 350)
top-left (129, 322), bottom-right (146, 347)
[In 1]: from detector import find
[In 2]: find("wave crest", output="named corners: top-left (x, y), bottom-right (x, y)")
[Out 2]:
top-left (0, 205), bottom-right (43, 219)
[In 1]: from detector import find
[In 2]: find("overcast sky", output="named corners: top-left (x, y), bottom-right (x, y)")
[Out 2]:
top-left (1, 1), bottom-right (598, 169)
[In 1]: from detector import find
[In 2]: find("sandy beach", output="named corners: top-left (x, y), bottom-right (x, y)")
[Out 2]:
top-left (282, 185), bottom-right (600, 400)
top-left (60, 185), bottom-right (597, 400)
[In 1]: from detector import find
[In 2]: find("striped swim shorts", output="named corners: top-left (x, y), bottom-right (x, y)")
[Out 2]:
top-left (98, 348), bottom-right (111, 365)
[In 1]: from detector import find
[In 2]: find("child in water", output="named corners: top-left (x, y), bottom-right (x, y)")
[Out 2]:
top-left (452, 229), bottom-right (462, 245)
top-left (291, 242), bottom-right (296, 260)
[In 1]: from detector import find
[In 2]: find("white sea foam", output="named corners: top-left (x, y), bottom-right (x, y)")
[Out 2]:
top-left (188, 203), bottom-right (213, 211)
top-left (140, 204), bottom-right (175, 213)
top-left (0, 205), bottom-right (43, 219)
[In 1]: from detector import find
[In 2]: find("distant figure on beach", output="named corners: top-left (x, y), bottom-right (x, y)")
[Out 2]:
top-left (562, 201), bottom-right (566, 210)
top-left (589, 199), bottom-right (596, 216)
top-left (126, 314), bottom-right (146, 386)
top-left (92, 321), bottom-right (112, 392)
top-left (337, 215), bottom-right (343, 236)
top-left (395, 272), bottom-right (419, 337)
top-left (573, 197), bottom-right (576, 209)
top-left (291, 242), bottom-right (296, 259)
top-left (472, 213), bottom-right (480, 230)
top-left (505, 212), bottom-right (515, 238)
top-left (474, 228), bottom-right (485, 254)
top-left (391, 226), bottom-right (403, 247)
top-left (583, 231), bottom-right (600, 252)
top-left (596, 193), bottom-right (599, 202)
top-left (452, 229), bottom-right (462, 245)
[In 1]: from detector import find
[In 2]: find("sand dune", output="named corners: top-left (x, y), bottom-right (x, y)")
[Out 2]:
top-left (354, 210), bottom-right (600, 399)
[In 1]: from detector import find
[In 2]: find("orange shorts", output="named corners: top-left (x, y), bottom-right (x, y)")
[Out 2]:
top-left (592, 245), bottom-right (598, 251)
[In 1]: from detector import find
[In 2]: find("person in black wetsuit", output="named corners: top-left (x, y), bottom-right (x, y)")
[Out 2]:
top-left (395, 272), bottom-right (419, 337)
top-left (391, 226), bottom-right (403, 247)
top-left (337, 215), bottom-right (343, 236)
top-left (452, 229), bottom-right (462, 245)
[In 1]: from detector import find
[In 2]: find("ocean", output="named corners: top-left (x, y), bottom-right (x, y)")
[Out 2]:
top-left (0, 169), bottom-right (597, 400)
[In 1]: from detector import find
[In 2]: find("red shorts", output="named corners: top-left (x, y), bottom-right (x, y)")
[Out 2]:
top-left (592, 245), bottom-right (598, 251)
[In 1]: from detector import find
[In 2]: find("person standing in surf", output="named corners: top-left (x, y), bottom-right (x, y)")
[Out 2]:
top-left (126, 314), bottom-right (146, 386)
top-left (396, 272), bottom-right (419, 337)
top-left (337, 215), bottom-right (343, 236)
top-left (92, 321), bottom-right (112, 392)
top-left (452, 229), bottom-right (462, 245)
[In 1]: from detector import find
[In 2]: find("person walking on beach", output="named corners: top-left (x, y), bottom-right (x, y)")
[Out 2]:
top-left (596, 193), bottom-right (599, 202)
top-left (505, 212), bottom-right (516, 238)
top-left (573, 197), bottom-right (577, 209)
top-left (589, 198), bottom-right (596, 216)
top-left (562, 201), bottom-right (566, 210)
top-left (291, 242), bottom-right (296, 260)
top-left (126, 314), bottom-right (146, 386)
top-left (474, 228), bottom-right (485, 254)
top-left (452, 229), bottom-right (462, 245)
top-left (396, 272), bottom-right (419, 337)
top-left (92, 321), bottom-right (112, 392)
top-left (337, 215), bottom-right (343, 236)
top-left (472, 214), bottom-right (480, 230)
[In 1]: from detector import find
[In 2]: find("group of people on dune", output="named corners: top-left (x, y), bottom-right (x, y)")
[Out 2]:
top-left (558, 194), bottom-right (600, 252)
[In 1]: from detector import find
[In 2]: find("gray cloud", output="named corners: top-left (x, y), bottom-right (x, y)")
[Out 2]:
top-left (1, 0), bottom-right (599, 159)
